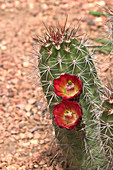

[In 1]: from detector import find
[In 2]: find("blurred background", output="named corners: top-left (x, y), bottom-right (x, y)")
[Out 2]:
top-left (0, 0), bottom-right (113, 169)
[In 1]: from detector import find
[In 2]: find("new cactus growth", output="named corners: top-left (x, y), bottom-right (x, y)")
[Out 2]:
top-left (33, 15), bottom-right (113, 169)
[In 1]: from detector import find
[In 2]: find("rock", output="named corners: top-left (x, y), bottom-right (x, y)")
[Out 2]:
top-left (7, 164), bottom-right (19, 170)
top-left (0, 139), bottom-right (4, 144)
top-left (1, 4), bottom-right (6, 10)
top-left (53, 1), bottom-right (60, 6)
top-left (34, 101), bottom-right (42, 107)
top-left (26, 132), bottom-right (33, 139)
top-left (26, 112), bottom-right (31, 117)
top-left (5, 154), bottom-right (12, 164)
top-left (88, 20), bottom-right (95, 25)
top-left (30, 139), bottom-right (38, 145)
top-left (44, 143), bottom-right (50, 150)
top-left (97, 1), bottom-right (105, 6)
top-left (32, 108), bottom-right (37, 114)
top-left (11, 135), bottom-right (20, 140)
top-left (0, 162), bottom-right (7, 168)
top-left (28, 98), bottom-right (36, 104)
top-left (39, 160), bottom-right (45, 165)
top-left (1, 45), bottom-right (7, 50)
top-left (24, 104), bottom-right (32, 112)
top-left (11, 78), bottom-right (19, 84)
top-left (19, 121), bottom-right (26, 128)
top-left (16, 104), bottom-right (25, 109)
top-left (29, 3), bottom-right (34, 9)
top-left (23, 61), bottom-right (29, 67)
top-left (19, 133), bottom-right (26, 139)
top-left (99, 65), bottom-right (109, 72)
top-left (14, 1), bottom-right (20, 8)
top-left (95, 17), bottom-right (103, 26)
top-left (42, 4), bottom-right (48, 10)
top-left (40, 140), bottom-right (44, 144)
top-left (22, 142), bottom-right (30, 147)
top-left (19, 166), bottom-right (26, 170)
top-left (33, 132), bottom-right (41, 139)
top-left (28, 126), bottom-right (39, 133)
top-left (34, 113), bottom-right (40, 121)
top-left (5, 131), bottom-right (10, 137)
top-left (10, 128), bottom-right (19, 135)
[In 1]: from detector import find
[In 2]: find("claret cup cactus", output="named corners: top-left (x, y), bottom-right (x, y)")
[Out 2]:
top-left (32, 15), bottom-right (113, 169)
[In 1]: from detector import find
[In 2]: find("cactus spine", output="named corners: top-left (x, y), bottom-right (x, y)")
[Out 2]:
top-left (33, 16), bottom-right (113, 169)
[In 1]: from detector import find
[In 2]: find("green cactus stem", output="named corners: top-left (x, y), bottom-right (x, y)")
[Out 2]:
top-left (33, 17), bottom-right (113, 169)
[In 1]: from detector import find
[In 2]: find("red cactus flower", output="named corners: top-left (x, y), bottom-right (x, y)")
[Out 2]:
top-left (53, 74), bottom-right (82, 100)
top-left (53, 100), bottom-right (82, 130)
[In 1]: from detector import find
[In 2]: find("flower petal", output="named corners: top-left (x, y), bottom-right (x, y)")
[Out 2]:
top-left (54, 74), bottom-right (82, 99)
top-left (53, 100), bottom-right (82, 130)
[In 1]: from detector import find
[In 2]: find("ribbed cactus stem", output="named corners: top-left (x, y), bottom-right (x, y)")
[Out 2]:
top-left (33, 17), bottom-right (113, 169)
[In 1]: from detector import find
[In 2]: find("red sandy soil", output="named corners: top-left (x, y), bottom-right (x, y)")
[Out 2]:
top-left (0, 0), bottom-right (112, 169)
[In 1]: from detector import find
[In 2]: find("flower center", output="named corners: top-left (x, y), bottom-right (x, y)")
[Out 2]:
top-left (65, 80), bottom-right (74, 91)
top-left (64, 110), bottom-right (72, 117)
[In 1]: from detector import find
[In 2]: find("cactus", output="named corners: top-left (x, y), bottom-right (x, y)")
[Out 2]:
top-left (32, 14), bottom-right (113, 170)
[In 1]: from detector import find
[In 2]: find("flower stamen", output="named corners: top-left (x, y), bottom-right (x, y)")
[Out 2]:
top-left (64, 110), bottom-right (72, 117)
top-left (65, 81), bottom-right (75, 91)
